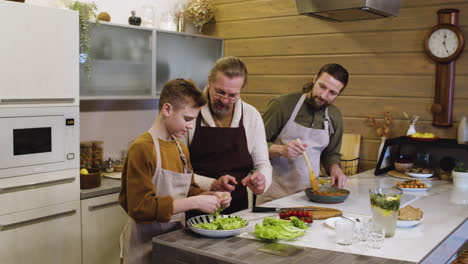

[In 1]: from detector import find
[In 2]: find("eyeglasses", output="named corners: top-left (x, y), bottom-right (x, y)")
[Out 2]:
top-left (211, 88), bottom-right (239, 103)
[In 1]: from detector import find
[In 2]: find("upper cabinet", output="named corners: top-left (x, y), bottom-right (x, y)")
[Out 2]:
top-left (80, 22), bottom-right (223, 100)
top-left (0, 2), bottom-right (79, 107)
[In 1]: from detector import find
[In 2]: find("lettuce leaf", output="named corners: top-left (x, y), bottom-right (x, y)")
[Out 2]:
top-left (194, 216), bottom-right (247, 230)
top-left (253, 217), bottom-right (308, 240)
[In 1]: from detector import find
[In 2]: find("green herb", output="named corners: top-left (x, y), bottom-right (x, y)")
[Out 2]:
top-left (253, 217), bottom-right (308, 241)
top-left (370, 193), bottom-right (400, 211)
top-left (212, 207), bottom-right (223, 217)
top-left (194, 216), bottom-right (247, 230)
top-left (454, 162), bottom-right (468, 172)
top-left (68, 1), bottom-right (98, 79)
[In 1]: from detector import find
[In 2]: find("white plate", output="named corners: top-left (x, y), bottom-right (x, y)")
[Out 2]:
top-left (405, 172), bottom-right (434, 178)
top-left (186, 215), bottom-right (249, 238)
top-left (324, 216), bottom-right (360, 229)
top-left (396, 186), bottom-right (429, 192)
top-left (397, 219), bottom-right (422, 228)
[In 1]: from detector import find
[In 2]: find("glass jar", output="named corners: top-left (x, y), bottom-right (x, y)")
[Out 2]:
top-left (141, 4), bottom-right (154, 28)
top-left (80, 142), bottom-right (93, 169)
top-left (91, 141), bottom-right (104, 170)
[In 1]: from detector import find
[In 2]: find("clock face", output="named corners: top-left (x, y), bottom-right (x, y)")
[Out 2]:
top-left (428, 28), bottom-right (459, 58)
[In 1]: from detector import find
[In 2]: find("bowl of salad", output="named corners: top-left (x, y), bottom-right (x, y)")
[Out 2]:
top-left (186, 214), bottom-right (249, 238)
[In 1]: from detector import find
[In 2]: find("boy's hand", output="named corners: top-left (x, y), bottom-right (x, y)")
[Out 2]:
top-left (214, 192), bottom-right (231, 209)
top-left (195, 195), bottom-right (220, 214)
top-left (241, 171), bottom-right (266, 195)
top-left (210, 175), bottom-right (237, 192)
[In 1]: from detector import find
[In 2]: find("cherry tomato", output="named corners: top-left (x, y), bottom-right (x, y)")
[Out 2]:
top-left (279, 212), bottom-right (285, 219)
top-left (286, 211), bottom-right (292, 217)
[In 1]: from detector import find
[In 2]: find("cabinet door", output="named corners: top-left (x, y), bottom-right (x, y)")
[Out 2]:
top-left (80, 23), bottom-right (153, 99)
top-left (81, 193), bottom-right (128, 264)
top-left (0, 2), bottom-right (79, 106)
top-left (0, 201), bottom-right (81, 264)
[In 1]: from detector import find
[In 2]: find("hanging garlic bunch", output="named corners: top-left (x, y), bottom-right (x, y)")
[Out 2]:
top-left (185, 0), bottom-right (214, 33)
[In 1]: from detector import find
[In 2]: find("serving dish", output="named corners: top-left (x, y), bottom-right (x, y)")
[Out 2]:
top-left (397, 219), bottom-right (422, 228)
top-left (186, 215), bottom-right (248, 238)
top-left (397, 186), bottom-right (429, 192)
top-left (304, 186), bottom-right (350, 203)
top-left (405, 172), bottom-right (434, 178)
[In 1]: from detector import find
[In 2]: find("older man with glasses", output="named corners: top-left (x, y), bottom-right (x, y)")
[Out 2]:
top-left (182, 56), bottom-right (272, 213)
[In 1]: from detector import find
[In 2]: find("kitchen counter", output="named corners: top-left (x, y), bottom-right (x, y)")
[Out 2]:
top-left (152, 170), bottom-right (468, 264)
top-left (80, 176), bottom-right (121, 199)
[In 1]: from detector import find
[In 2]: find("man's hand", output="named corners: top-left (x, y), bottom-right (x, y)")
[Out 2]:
top-left (329, 163), bottom-right (347, 188)
top-left (241, 171), bottom-right (266, 195)
top-left (270, 141), bottom-right (307, 159)
top-left (210, 175), bottom-right (237, 192)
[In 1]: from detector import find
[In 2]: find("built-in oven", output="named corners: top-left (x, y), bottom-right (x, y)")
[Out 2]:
top-left (0, 106), bottom-right (79, 179)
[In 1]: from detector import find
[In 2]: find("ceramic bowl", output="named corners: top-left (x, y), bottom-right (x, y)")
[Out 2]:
top-left (304, 186), bottom-right (350, 203)
top-left (186, 215), bottom-right (248, 238)
top-left (394, 162), bottom-right (414, 172)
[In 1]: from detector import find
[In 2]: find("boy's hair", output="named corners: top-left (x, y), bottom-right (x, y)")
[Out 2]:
top-left (302, 63), bottom-right (349, 93)
top-left (159, 79), bottom-right (207, 111)
top-left (209, 56), bottom-right (248, 88)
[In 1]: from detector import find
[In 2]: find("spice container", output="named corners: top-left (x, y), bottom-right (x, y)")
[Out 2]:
top-left (80, 142), bottom-right (93, 169)
top-left (91, 140), bottom-right (104, 170)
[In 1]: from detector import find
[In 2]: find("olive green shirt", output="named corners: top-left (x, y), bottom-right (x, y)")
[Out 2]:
top-left (262, 92), bottom-right (343, 171)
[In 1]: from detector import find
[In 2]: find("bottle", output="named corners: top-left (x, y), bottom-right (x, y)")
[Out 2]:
top-left (129, 11), bottom-right (142, 26)
top-left (141, 4), bottom-right (154, 28)
top-left (458, 116), bottom-right (468, 144)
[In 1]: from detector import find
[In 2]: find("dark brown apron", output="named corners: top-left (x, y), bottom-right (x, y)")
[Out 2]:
top-left (189, 104), bottom-right (253, 214)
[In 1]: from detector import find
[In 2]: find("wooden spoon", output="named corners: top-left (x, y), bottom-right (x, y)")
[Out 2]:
top-left (296, 139), bottom-right (319, 192)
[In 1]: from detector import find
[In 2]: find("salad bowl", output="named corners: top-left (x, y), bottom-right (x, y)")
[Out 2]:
top-left (186, 214), bottom-right (249, 238)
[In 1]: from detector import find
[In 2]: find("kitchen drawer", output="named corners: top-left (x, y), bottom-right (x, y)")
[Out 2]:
top-left (81, 193), bottom-right (127, 264)
top-left (0, 169), bottom-right (79, 215)
top-left (0, 200), bottom-right (81, 264)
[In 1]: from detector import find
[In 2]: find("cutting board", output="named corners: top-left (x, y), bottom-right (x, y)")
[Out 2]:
top-left (290, 206), bottom-right (343, 220)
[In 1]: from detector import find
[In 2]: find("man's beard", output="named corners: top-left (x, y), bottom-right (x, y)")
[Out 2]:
top-left (310, 96), bottom-right (329, 110)
top-left (210, 100), bottom-right (231, 118)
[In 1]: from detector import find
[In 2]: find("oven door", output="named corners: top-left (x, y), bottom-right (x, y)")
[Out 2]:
top-left (0, 115), bottom-right (65, 176)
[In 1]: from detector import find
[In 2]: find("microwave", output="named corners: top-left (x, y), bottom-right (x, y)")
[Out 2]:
top-left (0, 106), bottom-right (79, 179)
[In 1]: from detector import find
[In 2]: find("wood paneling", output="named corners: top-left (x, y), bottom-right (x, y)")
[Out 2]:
top-left (209, 0), bottom-right (468, 172)
top-left (208, 2), bottom-right (468, 35)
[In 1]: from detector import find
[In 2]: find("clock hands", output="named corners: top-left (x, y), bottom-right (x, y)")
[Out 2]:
top-left (442, 33), bottom-right (449, 56)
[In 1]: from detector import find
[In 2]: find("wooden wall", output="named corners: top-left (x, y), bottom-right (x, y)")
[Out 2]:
top-left (205, 0), bottom-right (468, 172)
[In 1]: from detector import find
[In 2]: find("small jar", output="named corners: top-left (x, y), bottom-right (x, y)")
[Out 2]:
top-left (80, 142), bottom-right (93, 169)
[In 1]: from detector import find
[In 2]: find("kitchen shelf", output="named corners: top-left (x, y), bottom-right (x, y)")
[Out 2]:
top-left (374, 136), bottom-right (468, 175)
top-left (80, 22), bottom-right (223, 100)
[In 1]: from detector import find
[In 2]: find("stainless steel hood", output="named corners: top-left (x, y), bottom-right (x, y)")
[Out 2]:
top-left (295, 0), bottom-right (400, 22)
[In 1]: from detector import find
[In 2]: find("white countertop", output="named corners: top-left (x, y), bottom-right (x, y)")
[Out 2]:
top-left (235, 170), bottom-right (468, 263)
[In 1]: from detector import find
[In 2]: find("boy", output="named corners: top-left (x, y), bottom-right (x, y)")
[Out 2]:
top-left (119, 79), bottom-right (231, 264)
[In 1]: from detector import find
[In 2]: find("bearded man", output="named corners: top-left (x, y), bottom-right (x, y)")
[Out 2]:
top-left (258, 63), bottom-right (349, 204)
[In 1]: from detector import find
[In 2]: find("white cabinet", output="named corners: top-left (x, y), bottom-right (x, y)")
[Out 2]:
top-left (0, 2), bottom-right (79, 106)
top-left (80, 22), bottom-right (223, 99)
top-left (81, 193), bottom-right (127, 264)
top-left (0, 201), bottom-right (82, 264)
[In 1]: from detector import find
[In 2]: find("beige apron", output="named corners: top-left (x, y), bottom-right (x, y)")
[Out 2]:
top-left (120, 128), bottom-right (192, 264)
top-left (258, 94), bottom-right (334, 204)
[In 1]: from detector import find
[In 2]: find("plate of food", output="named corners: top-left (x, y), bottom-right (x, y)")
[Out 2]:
top-left (186, 214), bottom-right (248, 238)
top-left (304, 186), bottom-right (350, 203)
top-left (405, 168), bottom-right (434, 178)
top-left (397, 205), bottom-right (423, 228)
top-left (396, 180), bottom-right (430, 192)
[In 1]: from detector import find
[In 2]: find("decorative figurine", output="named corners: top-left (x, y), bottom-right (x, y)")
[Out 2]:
top-left (129, 10), bottom-right (142, 26)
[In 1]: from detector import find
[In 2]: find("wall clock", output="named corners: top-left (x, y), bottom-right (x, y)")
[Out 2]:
top-left (424, 9), bottom-right (464, 127)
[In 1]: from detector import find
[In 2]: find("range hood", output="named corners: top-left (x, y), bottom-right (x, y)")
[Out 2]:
top-left (295, 0), bottom-right (401, 22)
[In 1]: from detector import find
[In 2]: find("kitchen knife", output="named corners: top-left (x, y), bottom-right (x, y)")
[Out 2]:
top-left (252, 206), bottom-right (330, 213)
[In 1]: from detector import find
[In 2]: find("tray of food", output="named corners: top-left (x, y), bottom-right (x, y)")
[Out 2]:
top-left (396, 180), bottom-right (429, 192)
top-left (405, 168), bottom-right (434, 178)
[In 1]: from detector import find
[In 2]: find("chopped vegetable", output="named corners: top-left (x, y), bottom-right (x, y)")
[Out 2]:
top-left (193, 216), bottom-right (247, 230)
top-left (253, 217), bottom-right (308, 240)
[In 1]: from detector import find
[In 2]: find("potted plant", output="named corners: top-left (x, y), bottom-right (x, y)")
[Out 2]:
top-left (452, 161), bottom-right (468, 188)
top-left (68, 1), bottom-right (98, 79)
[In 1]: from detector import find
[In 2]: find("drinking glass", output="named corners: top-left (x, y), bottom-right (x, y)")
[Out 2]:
top-left (354, 217), bottom-right (370, 242)
top-left (335, 218), bottom-right (354, 245)
top-left (367, 224), bottom-right (385, 249)
top-left (369, 188), bottom-right (401, 238)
